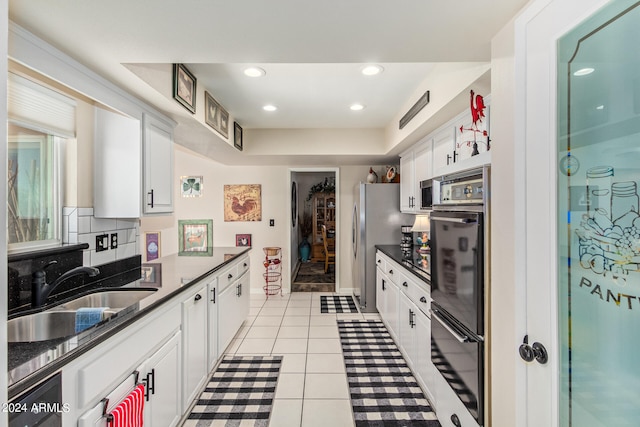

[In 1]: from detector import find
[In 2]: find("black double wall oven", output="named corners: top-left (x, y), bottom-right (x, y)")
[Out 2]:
top-left (430, 167), bottom-right (488, 426)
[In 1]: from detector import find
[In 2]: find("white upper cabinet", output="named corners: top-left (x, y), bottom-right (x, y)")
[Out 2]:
top-left (399, 152), bottom-right (417, 213)
top-left (94, 107), bottom-right (142, 218)
top-left (93, 109), bottom-right (174, 218)
top-left (143, 114), bottom-right (174, 214)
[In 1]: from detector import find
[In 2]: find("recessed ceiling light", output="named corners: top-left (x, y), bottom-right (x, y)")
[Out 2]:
top-left (361, 65), bottom-right (384, 76)
top-left (350, 104), bottom-right (365, 111)
top-left (573, 67), bottom-right (595, 76)
top-left (263, 104), bottom-right (277, 112)
top-left (596, 105), bottom-right (605, 110)
top-left (244, 67), bottom-right (266, 77)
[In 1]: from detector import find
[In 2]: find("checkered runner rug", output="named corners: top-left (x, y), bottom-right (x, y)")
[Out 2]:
top-left (183, 355), bottom-right (282, 427)
top-left (320, 295), bottom-right (359, 313)
top-left (338, 320), bottom-right (441, 427)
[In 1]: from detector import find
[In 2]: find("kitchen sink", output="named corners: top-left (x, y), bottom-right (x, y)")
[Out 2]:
top-left (7, 310), bottom-right (114, 342)
top-left (51, 288), bottom-right (158, 311)
top-left (8, 288), bottom-right (158, 342)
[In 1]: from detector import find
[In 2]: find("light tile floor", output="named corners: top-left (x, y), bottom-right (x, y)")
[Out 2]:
top-left (223, 291), bottom-right (381, 427)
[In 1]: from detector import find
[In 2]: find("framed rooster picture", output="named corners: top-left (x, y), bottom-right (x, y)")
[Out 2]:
top-left (223, 184), bottom-right (262, 222)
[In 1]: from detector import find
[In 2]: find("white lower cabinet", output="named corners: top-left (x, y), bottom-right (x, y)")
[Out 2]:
top-left (71, 255), bottom-right (250, 425)
top-left (377, 269), bottom-right (399, 340)
top-left (182, 283), bottom-right (209, 410)
top-left (218, 272), bottom-right (250, 353)
top-left (376, 250), bottom-right (437, 410)
top-left (207, 278), bottom-right (219, 371)
top-left (141, 331), bottom-right (182, 427)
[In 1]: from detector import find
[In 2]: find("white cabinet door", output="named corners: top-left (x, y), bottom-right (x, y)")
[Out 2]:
top-left (398, 293), bottom-right (418, 368)
top-left (432, 126), bottom-right (456, 175)
top-left (414, 308), bottom-right (435, 406)
top-left (143, 114), bottom-right (174, 214)
top-left (182, 283), bottom-right (208, 409)
top-left (414, 140), bottom-right (434, 184)
top-left (94, 107), bottom-right (141, 218)
top-left (376, 269), bottom-right (399, 339)
top-left (207, 278), bottom-right (219, 372)
top-left (144, 331), bottom-right (182, 427)
top-left (218, 282), bottom-right (241, 353)
top-left (400, 152), bottom-right (416, 212)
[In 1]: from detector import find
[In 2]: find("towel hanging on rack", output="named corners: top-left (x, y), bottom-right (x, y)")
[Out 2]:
top-left (108, 383), bottom-right (145, 427)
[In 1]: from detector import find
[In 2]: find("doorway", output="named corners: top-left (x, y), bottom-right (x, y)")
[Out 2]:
top-left (290, 169), bottom-right (339, 292)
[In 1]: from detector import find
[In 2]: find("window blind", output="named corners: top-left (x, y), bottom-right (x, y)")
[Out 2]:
top-left (8, 72), bottom-right (76, 138)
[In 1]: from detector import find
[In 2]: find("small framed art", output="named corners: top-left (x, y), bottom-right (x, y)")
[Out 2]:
top-left (236, 234), bottom-right (251, 247)
top-left (141, 263), bottom-right (162, 286)
top-left (178, 219), bottom-right (213, 256)
top-left (205, 91), bottom-right (229, 138)
top-left (173, 64), bottom-right (196, 113)
top-left (234, 121), bottom-right (243, 151)
top-left (181, 176), bottom-right (203, 197)
top-left (145, 232), bottom-right (161, 261)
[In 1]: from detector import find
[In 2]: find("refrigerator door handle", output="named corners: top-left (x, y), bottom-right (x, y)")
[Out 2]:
top-left (432, 217), bottom-right (478, 224)
top-left (431, 309), bottom-right (471, 343)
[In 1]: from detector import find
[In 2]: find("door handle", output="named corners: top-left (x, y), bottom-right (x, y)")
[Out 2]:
top-left (211, 287), bottom-right (216, 303)
top-left (519, 335), bottom-right (548, 364)
top-left (147, 189), bottom-right (154, 208)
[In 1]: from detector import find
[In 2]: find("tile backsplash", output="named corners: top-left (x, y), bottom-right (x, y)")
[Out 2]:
top-left (62, 207), bottom-right (140, 266)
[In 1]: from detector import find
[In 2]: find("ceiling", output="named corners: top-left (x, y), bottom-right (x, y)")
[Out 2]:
top-left (8, 0), bottom-right (529, 164)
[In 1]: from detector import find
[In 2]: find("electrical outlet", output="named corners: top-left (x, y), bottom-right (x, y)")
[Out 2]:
top-left (96, 234), bottom-right (109, 252)
top-left (270, 219), bottom-right (275, 227)
top-left (110, 233), bottom-right (118, 249)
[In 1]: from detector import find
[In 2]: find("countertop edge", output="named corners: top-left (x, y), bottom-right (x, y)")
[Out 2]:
top-left (375, 244), bottom-right (431, 285)
top-left (8, 247), bottom-right (251, 399)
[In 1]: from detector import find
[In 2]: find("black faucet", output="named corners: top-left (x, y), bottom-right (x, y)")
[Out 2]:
top-left (31, 261), bottom-right (100, 308)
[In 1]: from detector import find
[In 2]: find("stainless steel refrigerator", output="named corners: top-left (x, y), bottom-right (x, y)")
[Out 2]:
top-left (351, 183), bottom-right (413, 312)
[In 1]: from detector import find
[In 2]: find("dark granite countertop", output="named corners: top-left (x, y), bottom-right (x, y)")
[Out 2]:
top-left (375, 245), bottom-right (431, 284)
top-left (8, 246), bottom-right (251, 399)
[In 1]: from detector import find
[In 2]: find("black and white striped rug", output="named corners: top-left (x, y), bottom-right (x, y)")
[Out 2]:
top-left (338, 320), bottom-right (441, 427)
top-left (320, 295), bottom-right (359, 313)
top-left (184, 355), bottom-right (282, 427)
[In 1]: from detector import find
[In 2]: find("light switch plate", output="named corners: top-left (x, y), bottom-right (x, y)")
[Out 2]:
top-left (96, 234), bottom-right (109, 252)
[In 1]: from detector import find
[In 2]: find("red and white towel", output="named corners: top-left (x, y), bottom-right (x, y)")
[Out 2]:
top-left (108, 383), bottom-right (145, 427)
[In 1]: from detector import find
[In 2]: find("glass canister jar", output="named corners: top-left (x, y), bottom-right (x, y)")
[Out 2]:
top-left (586, 166), bottom-right (614, 218)
top-left (610, 181), bottom-right (639, 223)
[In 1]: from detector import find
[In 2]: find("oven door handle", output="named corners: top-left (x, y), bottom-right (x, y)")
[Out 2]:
top-left (431, 217), bottom-right (477, 224)
top-left (431, 309), bottom-right (471, 343)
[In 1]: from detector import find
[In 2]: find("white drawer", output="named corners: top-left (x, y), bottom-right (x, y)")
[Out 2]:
top-left (216, 263), bottom-right (237, 291)
top-left (375, 252), bottom-right (386, 274)
top-left (237, 255), bottom-right (250, 278)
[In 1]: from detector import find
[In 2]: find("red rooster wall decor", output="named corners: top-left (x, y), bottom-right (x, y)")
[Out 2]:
top-left (470, 89), bottom-right (486, 129)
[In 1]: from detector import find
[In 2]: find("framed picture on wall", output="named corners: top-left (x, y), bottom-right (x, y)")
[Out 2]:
top-left (181, 176), bottom-right (203, 197)
top-left (172, 64), bottom-right (196, 113)
top-left (234, 121), bottom-right (243, 151)
top-left (205, 91), bottom-right (229, 138)
top-left (145, 232), bottom-right (161, 261)
top-left (178, 219), bottom-right (213, 256)
top-left (141, 263), bottom-right (162, 286)
top-left (236, 234), bottom-right (251, 247)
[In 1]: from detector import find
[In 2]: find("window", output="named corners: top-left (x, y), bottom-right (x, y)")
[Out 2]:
top-left (7, 72), bottom-right (75, 252)
top-left (7, 125), bottom-right (63, 249)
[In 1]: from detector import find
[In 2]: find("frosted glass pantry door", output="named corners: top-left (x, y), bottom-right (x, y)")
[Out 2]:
top-left (557, 1), bottom-right (640, 426)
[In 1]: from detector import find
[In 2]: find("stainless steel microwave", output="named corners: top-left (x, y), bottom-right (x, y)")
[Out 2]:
top-left (419, 179), bottom-right (433, 210)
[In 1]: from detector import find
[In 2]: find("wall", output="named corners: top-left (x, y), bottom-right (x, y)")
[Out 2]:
top-left (140, 144), bottom-right (389, 295)
top-left (490, 11), bottom-right (518, 427)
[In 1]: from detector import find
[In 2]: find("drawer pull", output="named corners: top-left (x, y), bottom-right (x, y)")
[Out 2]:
top-left (389, 269), bottom-right (394, 275)
top-left (228, 273), bottom-right (234, 280)
top-left (194, 293), bottom-right (202, 302)
top-left (243, 263), bottom-right (248, 268)
top-left (377, 259), bottom-right (381, 264)
top-left (420, 296), bottom-right (427, 303)
top-left (402, 281), bottom-right (408, 287)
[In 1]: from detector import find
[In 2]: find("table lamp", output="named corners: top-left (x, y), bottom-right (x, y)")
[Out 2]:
top-left (411, 215), bottom-right (430, 254)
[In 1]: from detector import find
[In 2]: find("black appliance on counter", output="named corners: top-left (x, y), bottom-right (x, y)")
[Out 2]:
top-left (430, 166), bottom-right (489, 426)
top-left (9, 372), bottom-right (63, 426)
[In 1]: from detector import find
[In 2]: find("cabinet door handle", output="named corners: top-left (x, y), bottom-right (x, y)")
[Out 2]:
top-left (143, 368), bottom-right (155, 401)
top-left (409, 309), bottom-right (415, 328)
top-left (194, 293), bottom-right (202, 302)
top-left (453, 151), bottom-right (459, 163)
top-left (446, 154), bottom-right (452, 165)
top-left (236, 283), bottom-right (242, 297)
top-left (211, 288), bottom-right (216, 303)
top-left (147, 189), bottom-right (154, 208)
top-left (420, 296), bottom-right (427, 303)
top-left (402, 281), bottom-right (408, 287)
top-left (382, 279), bottom-right (386, 291)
